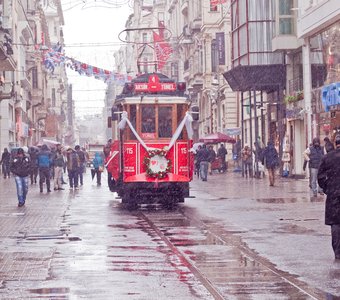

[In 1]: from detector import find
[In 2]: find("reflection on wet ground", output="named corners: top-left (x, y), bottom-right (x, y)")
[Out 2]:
top-left (1, 172), bottom-right (339, 299)
top-left (142, 209), bottom-right (327, 299)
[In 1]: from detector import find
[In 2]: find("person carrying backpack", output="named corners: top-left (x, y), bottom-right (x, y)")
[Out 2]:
top-left (37, 144), bottom-right (53, 193)
top-left (66, 147), bottom-right (80, 190)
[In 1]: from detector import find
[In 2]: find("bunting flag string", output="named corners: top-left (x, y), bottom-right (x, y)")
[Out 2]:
top-left (41, 43), bottom-right (131, 85)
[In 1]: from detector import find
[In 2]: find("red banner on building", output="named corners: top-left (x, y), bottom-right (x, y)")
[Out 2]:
top-left (153, 31), bottom-right (173, 71)
top-left (211, 0), bottom-right (227, 5)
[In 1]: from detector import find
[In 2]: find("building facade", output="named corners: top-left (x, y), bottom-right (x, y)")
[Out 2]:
top-left (0, 0), bottom-right (68, 153)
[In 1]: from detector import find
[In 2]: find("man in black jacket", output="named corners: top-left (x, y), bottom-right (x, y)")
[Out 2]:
top-left (197, 144), bottom-right (210, 181)
top-left (10, 148), bottom-right (31, 207)
top-left (304, 137), bottom-right (324, 197)
top-left (318, 135), bottom-right (340, 260)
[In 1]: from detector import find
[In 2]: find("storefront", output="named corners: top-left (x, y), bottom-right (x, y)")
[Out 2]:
top-left (312, 22), bottom-right (340, 141)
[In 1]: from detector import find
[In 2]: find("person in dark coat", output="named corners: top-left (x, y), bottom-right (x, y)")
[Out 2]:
top-left (0, 147), bottom-right (11, 178)
top-left (324, 137), bottom-right (335, 153)
top-left (66, 147), bottom-right (80, 190)
top-left (217, 143), bottom-right (228, 172)
top-left (10, 148), bottom-right (31, 207)
top-left (317, 135), bottom-right (340, 260)
top-left (208, 145), bottom-right (216, 175)
top-left (262, 141), bottom-right (279, 186)
top-left (196, 144), bottom-right (210, 181)
top-left (303, 137), bottom-right (324, 197)
top-left (28, 147), bottom-right (38, 184)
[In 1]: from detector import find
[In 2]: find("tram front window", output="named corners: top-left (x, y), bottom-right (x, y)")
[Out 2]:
top-left (141, 106), bottom-right (155, 135)
top-left (159, 107), bottom-right (172, 138)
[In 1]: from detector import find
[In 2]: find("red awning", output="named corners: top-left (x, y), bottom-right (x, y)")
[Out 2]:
top-left (199, 132), bottom-right (236, 144)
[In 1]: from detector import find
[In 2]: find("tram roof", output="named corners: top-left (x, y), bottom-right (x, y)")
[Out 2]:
top-left (117, 95), bottom-right (190, 105)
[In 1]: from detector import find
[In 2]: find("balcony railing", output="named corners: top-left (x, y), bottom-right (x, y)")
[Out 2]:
top-left (288, 76), bottom-right (303, 95)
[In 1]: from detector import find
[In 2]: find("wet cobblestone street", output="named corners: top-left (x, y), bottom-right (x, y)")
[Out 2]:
top-left (0, 169), bottom-right (339, 299)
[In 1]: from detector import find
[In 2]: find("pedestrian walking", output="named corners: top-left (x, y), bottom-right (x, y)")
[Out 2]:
top-left (217, 143), bottom-right (228, 172)
top-left (282, 149), bottom-right (291, 177)
top-left (37, 144), bottom-right (53, 193)
top-left (66, 147), bottom-right (80, 190)
top-left (196, 144), bottom-right (209, 181)
top-left (262, 141), bottom-right (279, 186)
top-left (92, 152), bottom-right (104, 185)
top-left (194, 145), bottom-right (202, 178)
top-left (75, 145), bottom-right (86, 186)
top-left (241, 144), bottom-right (252, 178)
top-left (232, 138), bottom-right (241, 170)
top-left (317, 135), bottom-right (340, 260)
top-left (303, 137), bottom-right (324, 197)
top-left (9, 148), bottom-right (31, 207)
top-left (324, 136), bottom-right (335, 153)
top-left (208, 145), bottom-right (216, 175)
top-left (53, 145), bottom-right (65, 191)
top-left (28, 147), bottom-right (38, 184)
top-left (0, 147), bottom-right (11, 179)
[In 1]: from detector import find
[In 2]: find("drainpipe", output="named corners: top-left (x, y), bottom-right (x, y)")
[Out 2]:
top-left (302, 38), bottom-right (312, 145)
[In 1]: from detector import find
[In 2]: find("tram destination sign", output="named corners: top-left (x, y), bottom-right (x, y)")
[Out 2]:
top-left (134, 74), bottom-right (177, 93)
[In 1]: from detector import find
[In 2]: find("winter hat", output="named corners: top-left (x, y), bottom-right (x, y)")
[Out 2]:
top-left (17, 148), bottom-right (24, 155)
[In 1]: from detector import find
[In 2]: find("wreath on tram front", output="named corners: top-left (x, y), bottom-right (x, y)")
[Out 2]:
top-left (143, 149), bottom-right (172, 179)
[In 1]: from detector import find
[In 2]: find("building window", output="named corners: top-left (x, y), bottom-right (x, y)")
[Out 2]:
top-left (52, 88), bottom-right (56, 107)
top-left (278, 0), bottom-right (294, 34)
top-left (32, 67), bottom-right (38, 89)
top-left (171, 63), bottom-right (178, 81)
top-left (211, 39), bottom-right (218, 72)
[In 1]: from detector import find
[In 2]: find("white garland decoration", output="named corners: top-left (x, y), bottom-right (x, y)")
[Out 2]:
top-left (118, 110), bottom-right (193, 152)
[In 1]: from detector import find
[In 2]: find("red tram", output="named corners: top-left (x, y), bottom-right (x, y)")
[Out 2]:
top-left (106, 73), bottom-right (198, 206)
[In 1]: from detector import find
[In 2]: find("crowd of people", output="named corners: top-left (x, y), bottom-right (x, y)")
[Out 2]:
top-left (0, 143), bottom-right (106, 207)
top-left (194, 134), bottom-right (340, 260)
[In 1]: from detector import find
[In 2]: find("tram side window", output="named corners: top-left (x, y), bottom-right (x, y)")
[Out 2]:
top-left (158, 107), bottom-right (172, 138)
top-left (177, 104), bottom-right (186, 139)
top-left (141, 106), bottom-right (155, 133)
top-left (129, 105), bottom-right (137, 140)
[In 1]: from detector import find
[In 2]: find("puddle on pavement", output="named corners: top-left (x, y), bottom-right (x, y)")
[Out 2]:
top-left (256, 197), bottom-right (309, 203)
top-left (29, 287), bottom-right (70, 295)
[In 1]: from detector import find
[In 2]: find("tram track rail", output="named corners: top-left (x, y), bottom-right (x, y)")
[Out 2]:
top-left (137, 206), bottom-right (325, 300)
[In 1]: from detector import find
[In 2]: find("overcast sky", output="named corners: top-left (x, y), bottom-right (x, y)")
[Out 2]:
top-left (61, 0), bottom-right (133, 116)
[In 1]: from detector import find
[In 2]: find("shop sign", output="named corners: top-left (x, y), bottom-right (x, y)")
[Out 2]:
top-left (321, 82), bottom-right (340, 112)
top-left (286, 107), bottom-right (304, 120)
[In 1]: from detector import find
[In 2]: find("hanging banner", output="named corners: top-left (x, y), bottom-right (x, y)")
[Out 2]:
top-left (216, 32), bottom-right (226, 65)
